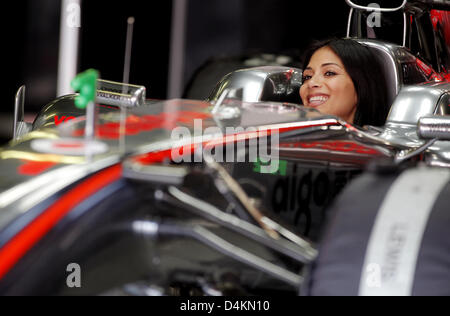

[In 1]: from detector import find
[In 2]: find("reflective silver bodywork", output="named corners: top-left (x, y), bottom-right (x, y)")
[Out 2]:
top-left (357, 40), bottom-right (402, 98)
top-left (208, 66), bottom-right (303, 104)
top-left (96, 79), bottom-right (146, 108)
top-left (2, 41), bottom-right (450, 293)
top-left (381, 82), bottom-right (450, 166)
top-left (387, 82), bottom-right (450, 124)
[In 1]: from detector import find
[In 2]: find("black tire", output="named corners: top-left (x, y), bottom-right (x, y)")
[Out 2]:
top-left (304, 165), bottom-right (450, 296)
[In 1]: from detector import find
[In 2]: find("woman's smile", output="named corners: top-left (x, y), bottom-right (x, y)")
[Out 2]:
top-left (307, 94), bottom-right (330, 107)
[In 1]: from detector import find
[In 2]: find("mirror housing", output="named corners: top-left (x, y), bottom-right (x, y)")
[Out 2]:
top-left (96, 79), bottom-right (146, 108)
top-left (13, 86), bottom-right (32, 140)
top-left (418, 115), bottom-right (450, 140)
top-left (208, 66), bottom-right (303, 104)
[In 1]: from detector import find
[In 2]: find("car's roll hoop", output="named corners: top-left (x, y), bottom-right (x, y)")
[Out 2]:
top-left (345, 0), bottom-right (407, 12)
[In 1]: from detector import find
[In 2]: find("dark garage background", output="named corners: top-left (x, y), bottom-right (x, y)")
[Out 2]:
top-left (1, 0), bottom-right (352, 145)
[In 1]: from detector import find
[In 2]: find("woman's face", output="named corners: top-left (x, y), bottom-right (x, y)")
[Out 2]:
top-left (300, 46), bottom-right (358, 123)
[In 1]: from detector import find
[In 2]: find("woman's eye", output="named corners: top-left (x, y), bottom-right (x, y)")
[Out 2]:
top-left (302, 75), bottom-right (312, 82)
top-left (325, 71), bottom-right (336, 77)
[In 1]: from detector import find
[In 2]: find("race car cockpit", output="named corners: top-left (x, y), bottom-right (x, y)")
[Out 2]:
top-left (207, 39), bottom-right (438, 121)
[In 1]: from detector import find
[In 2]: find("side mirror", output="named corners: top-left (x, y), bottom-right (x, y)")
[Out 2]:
top-left (13, 86), bottom-right (32, 140)
top-left (208, 66), bottom-right (303, 104)
top-left (96, 79), bottom-right (146, 108)
top-left (417, 116), bottom-right (450, 140)
top-left (394, 115), bottom-right (448, 163)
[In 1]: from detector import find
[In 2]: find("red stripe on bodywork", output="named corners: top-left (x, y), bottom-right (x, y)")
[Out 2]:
top-left (18, 160), bottom-right (58, 176)
top-left (134, 121), bottom-right (340, 164)
top-left (0, 164), bottom-right (122, 280)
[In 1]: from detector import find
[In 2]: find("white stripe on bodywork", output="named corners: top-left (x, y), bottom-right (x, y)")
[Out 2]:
top-left (359, 167), bottom-right (450, 296)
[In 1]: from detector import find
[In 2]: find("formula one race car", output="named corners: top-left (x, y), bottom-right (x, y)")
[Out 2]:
top-left (0, 0), bottom-right (449, 296)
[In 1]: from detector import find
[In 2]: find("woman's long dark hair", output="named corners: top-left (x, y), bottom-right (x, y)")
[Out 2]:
top-left (302, 38), bottom-right (389, 126)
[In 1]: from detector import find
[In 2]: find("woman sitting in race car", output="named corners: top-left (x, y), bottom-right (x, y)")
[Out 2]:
top-left (300, 38), bottom-right (389, 126)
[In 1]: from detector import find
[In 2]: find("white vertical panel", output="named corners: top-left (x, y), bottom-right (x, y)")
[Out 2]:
top-left (57, 0), bottom-right (81, 97)
top-left (168, 0), bottom-right (188, 99)
top-left (359, 167), bottom-right (450, 296)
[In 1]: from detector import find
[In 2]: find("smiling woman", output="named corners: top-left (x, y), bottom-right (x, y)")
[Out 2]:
top-left (300, 38), bottom-right (390, 126)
